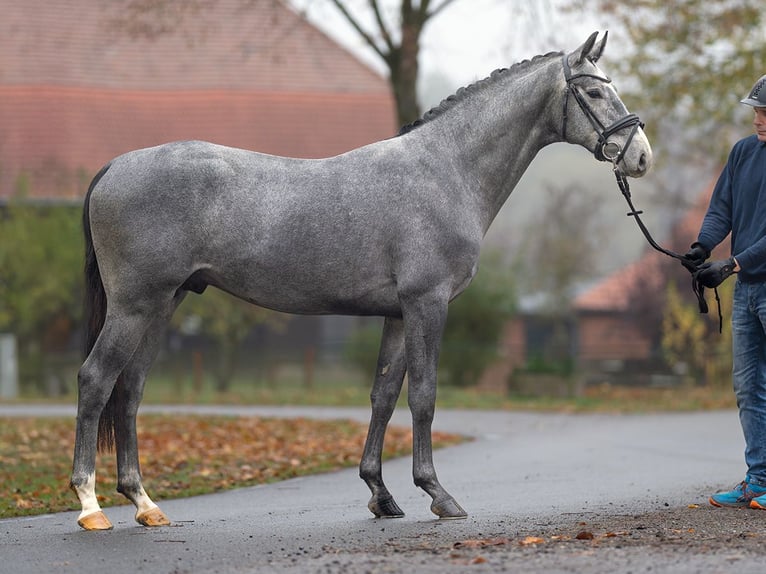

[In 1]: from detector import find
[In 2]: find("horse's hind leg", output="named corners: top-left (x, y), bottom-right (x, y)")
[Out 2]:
top-left (71, 309), bottom-right (155, 530)
top-left (114, 292), bottom-right (186, 527)
top-left (360, 317), bottom-right (407, 518)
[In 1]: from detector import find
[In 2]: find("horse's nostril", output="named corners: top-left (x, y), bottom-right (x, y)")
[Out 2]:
top-left (638, 153), bottom-right (647, 172)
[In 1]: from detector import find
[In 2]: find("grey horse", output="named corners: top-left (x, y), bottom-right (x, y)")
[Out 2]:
top-left (70, 31), bottom-right (652, 530)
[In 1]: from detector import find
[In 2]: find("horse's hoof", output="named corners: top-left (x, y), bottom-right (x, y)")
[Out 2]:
top-left (368, 496), bottom-right (405, 518)
top-left (431, 498), bottom-right (468, 520)
top-left (77, 510), bottom-right (113, 531)
top-left (136, 507), bottom-right (171, 527)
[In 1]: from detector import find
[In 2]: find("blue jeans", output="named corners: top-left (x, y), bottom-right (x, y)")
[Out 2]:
top-left (732, 280), bottom-right (766, 487)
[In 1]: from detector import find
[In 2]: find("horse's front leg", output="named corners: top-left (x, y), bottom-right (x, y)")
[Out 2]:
top-left (360, 317), bottom-right (407, 518)
top-left (403, 293), bottom-right (467, 519)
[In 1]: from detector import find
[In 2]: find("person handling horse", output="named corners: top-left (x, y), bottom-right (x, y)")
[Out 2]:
top-left (684, 74), bottom-right (766, 509)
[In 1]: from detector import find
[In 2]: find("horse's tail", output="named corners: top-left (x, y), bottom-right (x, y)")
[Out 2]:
top-left (82, 162), bottom-right (117, 453)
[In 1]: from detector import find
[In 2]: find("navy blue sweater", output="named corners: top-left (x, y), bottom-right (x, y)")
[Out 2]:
top-left (698, 135), bottom-right (766, 283)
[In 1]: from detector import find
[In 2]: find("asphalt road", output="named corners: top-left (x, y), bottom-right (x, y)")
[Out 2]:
top-left (1, 405), bottom-right (762, 573)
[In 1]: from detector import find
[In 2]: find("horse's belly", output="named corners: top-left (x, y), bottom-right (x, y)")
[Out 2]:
top-left (206, 262), bottom-right (402, 317)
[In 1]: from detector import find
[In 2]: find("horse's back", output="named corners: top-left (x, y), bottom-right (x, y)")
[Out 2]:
top-left (87, 141), bottom-right (410, 314)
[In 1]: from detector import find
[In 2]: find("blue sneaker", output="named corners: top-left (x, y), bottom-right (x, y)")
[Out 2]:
top-left (710, 479), bottom-right (766, 508)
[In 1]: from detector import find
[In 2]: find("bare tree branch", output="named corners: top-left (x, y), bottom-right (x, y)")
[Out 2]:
top-left (427, 0), bottom-right (460, 19)
top-left (368, 0), bottom-right (396, 56)
top-left (328, 0), bottom-right (387, 60)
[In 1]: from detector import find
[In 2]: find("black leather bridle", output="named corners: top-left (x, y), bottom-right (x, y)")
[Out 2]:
top-left (561, 54), bottom-right (644, 166)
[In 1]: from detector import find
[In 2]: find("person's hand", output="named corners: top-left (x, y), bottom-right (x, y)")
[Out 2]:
top-left (695, 257), bottom-right (737, 288)
top-left (681, 242), bottom-right (710, 272)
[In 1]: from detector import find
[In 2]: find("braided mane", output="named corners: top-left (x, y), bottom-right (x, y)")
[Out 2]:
top-left (397, 51), bottom-right (563, 136)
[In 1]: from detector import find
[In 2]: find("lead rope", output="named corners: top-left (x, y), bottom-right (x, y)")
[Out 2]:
top-left (612, 163), bottom-right (724, 333)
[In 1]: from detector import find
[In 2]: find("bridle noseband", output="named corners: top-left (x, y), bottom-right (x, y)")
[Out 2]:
top-left (561, 54), bottom-right (644, 166)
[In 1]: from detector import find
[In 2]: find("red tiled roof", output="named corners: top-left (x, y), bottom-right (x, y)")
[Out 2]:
top-left (0, 86), bottom-right (396, 197)
top-left (0, 0), bottom-right (387, 93)
top-left (0, 0), bottom-right (396, 198)
top-left (574, 250), bottom-right (676, 313)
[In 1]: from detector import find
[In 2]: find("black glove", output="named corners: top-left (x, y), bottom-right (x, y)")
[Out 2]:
top-left (695, 257), bottom-right (737, 288)
top-left (681, 242), bottom-right (710, 272)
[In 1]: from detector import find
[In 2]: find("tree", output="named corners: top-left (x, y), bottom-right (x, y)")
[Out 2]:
top-left (0, 200), bottom-right (83, 392)
top-left (114, 0), bottom-right (462, 127)
top-left (662, 279), bottom-right (732, 387)
top-left (439, 251), bottom-right (516, 387)
top-left (572, 0), bottom-right (761, 385)
top-left (510, 182), bottom-right (608, 373)
top-left (172, 288), bottom-right (289, 391)
top-left (319, 0), bottom-right (461, 125)
top-left (517, 182), bottom-right (607, 313)
top-left (579, 0), bottom-right (765, 163)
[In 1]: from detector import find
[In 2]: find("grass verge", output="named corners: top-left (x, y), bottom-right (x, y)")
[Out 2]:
top-left (0, 415), bottom-right (463, 520)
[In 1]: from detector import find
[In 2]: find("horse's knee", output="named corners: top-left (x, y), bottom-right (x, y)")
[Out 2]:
top-left (369, 388), bottom-right (399, 413)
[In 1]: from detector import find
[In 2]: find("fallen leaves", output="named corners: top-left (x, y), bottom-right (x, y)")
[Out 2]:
top-left (14, 497), bottom-right (33, 509)
top-left (0, 415), bottom-right (464, 519)
top-left (446, 507), bottom-right (766, 566)
top-left (519, 536), bottom-right (546, 545)
top-left (453, 537), bottom-right (511, 549)
top-left (451, 527), bottom-right (634, 563)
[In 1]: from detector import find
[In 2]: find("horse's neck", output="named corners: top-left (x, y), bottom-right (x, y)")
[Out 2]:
top-left (415, 61), bottom-right (562, 234)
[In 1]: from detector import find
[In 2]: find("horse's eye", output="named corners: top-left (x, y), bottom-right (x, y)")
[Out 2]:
top-left (586, 89), bottom-right (603, 99)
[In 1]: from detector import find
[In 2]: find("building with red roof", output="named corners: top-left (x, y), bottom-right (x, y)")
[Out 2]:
top-left (482, 180), bottom-right (730, 392)
top-left (0, 0), bottom-right (396, 199)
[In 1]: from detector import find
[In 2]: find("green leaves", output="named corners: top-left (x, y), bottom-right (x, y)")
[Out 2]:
top-left (592, 0), bottom-right (765, 162)
top-left (440, 251), bottom-right (517, 387)
top-left (0, 202), bottom-right (83, 344)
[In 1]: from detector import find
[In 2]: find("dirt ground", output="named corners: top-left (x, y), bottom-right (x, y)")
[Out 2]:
top-left (273, 505), bottom-right (766, 574)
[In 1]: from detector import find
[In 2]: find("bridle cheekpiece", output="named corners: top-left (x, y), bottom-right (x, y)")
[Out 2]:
top-left (561, 54), bottom-right (644, 167)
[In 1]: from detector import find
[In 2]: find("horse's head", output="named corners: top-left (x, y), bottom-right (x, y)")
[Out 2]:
top-left (561, 31), bottom-right (652, 178)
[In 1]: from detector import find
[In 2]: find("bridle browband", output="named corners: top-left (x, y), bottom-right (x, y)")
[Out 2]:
top-left (561, 54), bottom-right (724, 331)
top-left (561, 54), bottom-right (644, 166)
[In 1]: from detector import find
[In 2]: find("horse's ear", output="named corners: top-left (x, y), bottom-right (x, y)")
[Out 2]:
top-left (573, 31), bottom-right (600, 66)
top-left (591, 31), bottom-right (608, 62)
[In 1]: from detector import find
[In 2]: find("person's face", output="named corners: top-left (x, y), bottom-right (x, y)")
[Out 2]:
top-left (753, 107), bottom-right (766, 142)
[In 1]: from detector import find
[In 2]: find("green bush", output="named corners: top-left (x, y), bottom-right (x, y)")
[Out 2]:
top-left (342, 253), bottom-right (517, 388)
top-left (440, 254), bottom-right (517, 386)
top-left (0, 200), bottom-right (83, 392)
